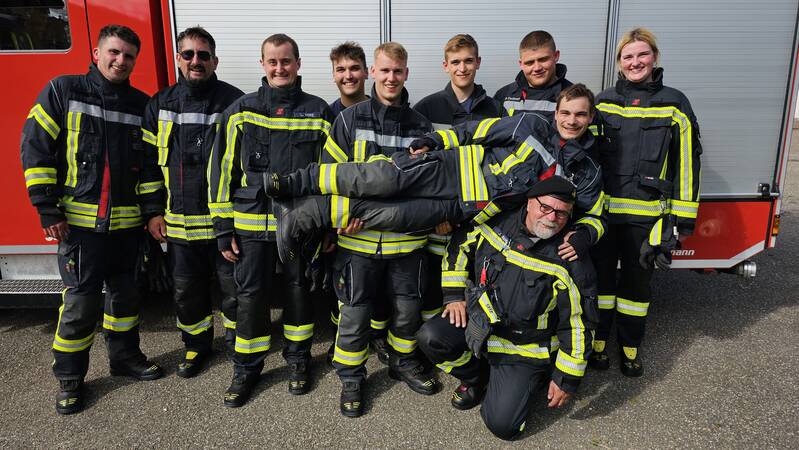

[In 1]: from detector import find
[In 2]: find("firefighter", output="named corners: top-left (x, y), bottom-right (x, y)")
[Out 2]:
top-left (20, 25), bottom-right (162, 415)
top-left (416, 175), bottom-right (594, 441)
top-left (208, 34), bottom-right (334, 407)
top-left (493, 30), bottom-right (572, 117)
top-left (590, 28), bottom-right (701, 377)
top-left (318, 42), bottom-right (438, 418)
top-left (325, 42), bottom-right (390, 365)
top-left (412, 33), bottom-right (505, 325)
top-left (140, 26), bottom-right (243, 378)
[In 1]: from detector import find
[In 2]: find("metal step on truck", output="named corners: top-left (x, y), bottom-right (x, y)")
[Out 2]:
top-left (2, 0), bottom-right (796, 305)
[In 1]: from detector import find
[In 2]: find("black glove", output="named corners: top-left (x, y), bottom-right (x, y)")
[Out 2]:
top-left (639, 240), bottom-right (657, 270)
top-left (566, 228), bottom-right (592, 260)
top-left (463, 280), bottom-right (492, 357)
top-left (654, 234), bottom-right (680, 270)
top-left (409, 136), bottom-right (437, 152)
top-left (135, 233), bottom-right (172, 294)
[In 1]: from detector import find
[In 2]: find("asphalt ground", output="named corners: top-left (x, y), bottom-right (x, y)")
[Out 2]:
top-left (1, 139), bottom-right (798, 448)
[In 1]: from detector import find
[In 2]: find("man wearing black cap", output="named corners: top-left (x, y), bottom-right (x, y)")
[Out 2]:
top-left (415, 175), bottom-right (594, 441)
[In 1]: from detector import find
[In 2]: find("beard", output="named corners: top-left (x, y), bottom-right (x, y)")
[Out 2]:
top-left (185, 66), bottom-right (210, 87)
top-left (532, 219), bottom-right (560, 239)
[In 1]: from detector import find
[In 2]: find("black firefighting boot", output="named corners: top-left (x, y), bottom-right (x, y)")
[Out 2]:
top-left (588, 339), bottom-right (610, 371)
top-left (620, 346), bottom-right (643, 377)
top-left (339, 381), bottom-right (363, 418)
top-left (223, 372), bottom-right (260, 408)
top-left (389, 364), bottom-right (439, 396)
top-left (288, 362), bottom-right (310, 395)
top-left (176, 350), bottom-right (211, 379)
top-left (110, 356), bottom-right (163, 381)
top-left (451, 382), bottom-right (486, 411)
top-left (371, 336), bottom-right (390, 366)
top-left (55, 379), bottom-right (84, 415)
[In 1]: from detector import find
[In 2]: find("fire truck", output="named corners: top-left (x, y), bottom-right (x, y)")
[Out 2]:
top-left (2, 0), bottom-right (797, 305)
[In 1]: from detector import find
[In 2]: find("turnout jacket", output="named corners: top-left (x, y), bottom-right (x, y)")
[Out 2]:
top-left (323, 86), bottom-right (433, 257)
top-left (442, 207), bottom-right (591, 392)
top-left (413, 82), bottom-right (506, 256)
top-left (425, 113), bottom-right (606, 245)
top-left (595, 68), bottom-right (701, 235)
top-left (493, 64), bottom-right (572, 117)
top-left (208, 77), bottom-right (333, 241)
top-left (140, 74), bottom-right (244, 244)
top-left (21, 64), bottom-right (149, 232)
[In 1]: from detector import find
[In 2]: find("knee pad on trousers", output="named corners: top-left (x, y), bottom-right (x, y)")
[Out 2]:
top-left (482, 414), bottom-right (522, 442)
top-left (392, 297), bottom-right (422, 338)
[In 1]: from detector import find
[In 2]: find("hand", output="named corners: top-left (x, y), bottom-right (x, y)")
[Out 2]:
top-left (43, 220), bottom-right (69, 242)
top-left (409, 136), bottom-right (436, 154)
top-left (558, 231), bottom-right (578, 262)
top-left (221, 236), bottom-right (240, 263)
top-left (547, 380), bottom-right (572, 408)
top-left (147, 215), bottom-right (167, 243)
top-left (434, 221), bottom-right (453, 235)
top-left (338, 218), bottom-right (363, 235)
top-left (441, 301), bottom-right (467, 328)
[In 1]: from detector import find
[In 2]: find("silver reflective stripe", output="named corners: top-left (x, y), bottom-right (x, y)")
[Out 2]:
top-left (431, 122), bottom-right (451, 131)
top-left (354, 129), bottom-right (416, 148)
top-left (503, 99), bottom-right (556, 113)
top-left (68, 100), bottom-right (141, 126)
top-left (528, 136), bottom-right (555, 167)
top-left (177, 316), bottom-right (212, 334)
top-left (158, 109), bottom-right (222, 125)
top-left (557, 353), bottom-right (587, 372)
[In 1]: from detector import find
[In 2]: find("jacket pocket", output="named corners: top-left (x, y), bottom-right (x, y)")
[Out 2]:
top-left (65, 116), bottom-right (99, 197)
top-left (57, 239), bottom-right (81, 288)
top-left (598, 114), bottom-right (634, 176)
top-left (639, 117), bottom-right (673, 162)
top-left (290, 131), bottom-right (320, 168)
top-left (242, 126), bottom-right (270, 172)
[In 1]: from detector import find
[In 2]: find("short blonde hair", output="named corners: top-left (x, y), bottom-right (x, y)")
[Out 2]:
top-left (374, 41), bottom-right (407, 63)
top-left (444, 34), bottom-right (478, 59)
top-left (615, 27), bottom-right (659, 65)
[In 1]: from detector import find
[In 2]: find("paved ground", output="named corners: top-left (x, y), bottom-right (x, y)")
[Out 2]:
top-left (1, 139), bottom-right (798, 449)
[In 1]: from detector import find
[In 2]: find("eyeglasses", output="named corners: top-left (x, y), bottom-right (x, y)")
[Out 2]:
top-left (179, 50), bottom-right (212, 61)
top-left (535, 198), bottom-right (571, 220)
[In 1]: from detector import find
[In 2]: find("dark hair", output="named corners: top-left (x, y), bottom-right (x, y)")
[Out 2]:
top-left (98, 24), bottom-right (141, 53)
top-left (330, 41), bottom-right (366, 67)
top-left (556, 83), bottom-right (595, 110)
top-left (519, 30), bottom-right (556, 53)
top-left (177, 26), bottom-right (216, 54)
top-left (262, 33), bottom-right (299, 59)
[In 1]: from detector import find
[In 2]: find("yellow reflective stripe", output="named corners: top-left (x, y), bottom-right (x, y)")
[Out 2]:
top-left (353, 140), bottom-right (367, 162)
top-left (330, 195), bottom-right (350, 228)
top-left (472, 202), bottom-right (502, 225)
top-left (137, 180), bottom-right (164, 195)
top-left (233, 211), bottom-right (276, 232)
top-left (670, 199), bottom-right (699, 219)
top-left (597, 295), bottom-right (616, 310)
top-left (574, 216), bottom-right (604, 241)
top-left (451, 229), bottom-right (480, 273)
top-left (537, 293), bottom-right (557, 330)
top-left (477, 291), bottom-right (500, 323)
top-left (217, 114), bottom-right (245, 203)
top-left (555, 349), bottom-right (587, 377)
top-left (366, 154), bottom-right (392, 163)
top-left (441, 270), bottom-right (469, 288)
top-left (235, 335), bottom-right (271, 354)
top-left (177, 315), bottom-right (213, 335)
top-left (165, 212), bottom-right (213, 227)
top-left (587, 191), bottom-right (605, 217)
top-left (333, 338), bottom-right (368, 366)
top-left (141, 128), bottom-right (157, 145)
top-left (53, 300), bottom-right (95, 352)
top-left (24, 167), bottom-right (57, 187)
top-left (616, 297), bottom-right (649, 317)
top-left (61, 197), bottom-right (98, 214)
top-left (283, 323), bottom-right (314, 342)
top-left (436, 350), bottom-right (472, 373)
top-left (338, 231), bottom-right (426, 255)
top-left (156, 119), bottom-right (174, 165)
top-left (28, 104), bottom-right (61, 139)
top-left (65, 111), bottom-right (81, 187)
top-left (241, 112), bottom-right (331, 132)
top-left (102, 313), bottom-right (139, 332)
top-left (166, 225), bottom-right (215, 241)
top-left (387, 330), bottom-right (417, 354)
top-left (324, 136), bottom-right (348, 163)
top-left (330, 311), bottom-right (340, 326)
top-left (474, 118), bottom-right (500, 140)
top-left (109, 217), bottom-right (145, 231)
top-left (588, 124), bottom-right (599, 136)
top-left (319, 163), bottom-right (338, 195)
top-left (370, 318), bottom-right (388, 330)
top-left (486, 335), bottom-right (549, 359)
top-left (65, 213), bottom-right (96, 228)
top-left (605, 196), bottom-right (668, 217)
top-left (209, 202), bottom-right (233, 219)
top-left (436, 129), bottom-right (459, 149)
top-left (648, 218), bottom-right (664, 246)
top-left (421, 307), bottom-right (443, 321)
top-left (478, 224), bottom-right (585, 358)
top-left (458, 145), bottom-right (489, 202)
top-left (220, 312), bottom-right (236, 329)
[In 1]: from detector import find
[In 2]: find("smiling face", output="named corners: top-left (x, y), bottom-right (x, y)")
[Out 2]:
top-left (261, 42), bottom-right (300, 88)
top-left (370, 51), bottom-right (408, 105)
top-left (519, 47), bottom-right (559, 88)
top-left (619, 40), bottom-right (657, 83)
top-left (525, 195), bottom-right (572, 239)
top-left (93, 36), bottom-right (138, 83)
top-left (443, 47), bottom-right (480, 91)
top-left (555, 96), bottom-right (593, 140)
top-left (176, 37), bottom-right (218, 86)
top-left (333, 56), bottom-right (367, 97)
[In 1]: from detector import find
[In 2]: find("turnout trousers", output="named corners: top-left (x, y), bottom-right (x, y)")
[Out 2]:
top-left (331, 249), bottom-right (426, 383)
top-left (233, 238), bottom-right (314, 375)
top-left (417, 316), bottom-right (550, 441)
top-left (52, 228), bottom-right (146, 381)
top-left (591, 223), bottom-right (653, 348)
top-left (168, 242), bottom-right (235, 355)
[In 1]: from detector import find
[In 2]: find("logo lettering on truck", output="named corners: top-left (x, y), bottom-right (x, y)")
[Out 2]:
top-left (671, 249), bottom-right (695, 256)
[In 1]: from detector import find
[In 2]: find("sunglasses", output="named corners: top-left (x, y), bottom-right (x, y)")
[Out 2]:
top-left (179, 49), bottom-right (213, 61)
